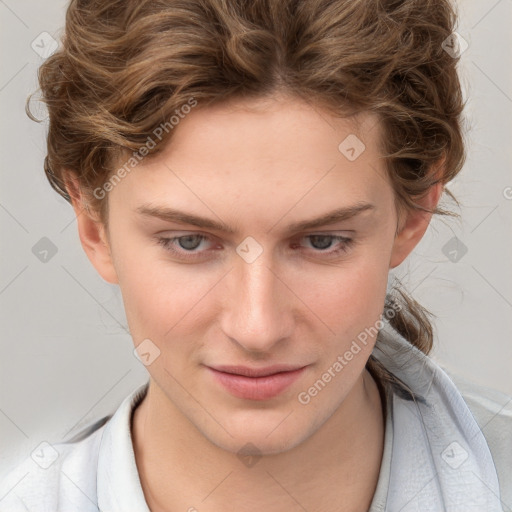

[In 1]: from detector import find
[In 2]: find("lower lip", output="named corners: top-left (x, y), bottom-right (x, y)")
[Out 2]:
top-left (207, 367), bottom-right (307, 401)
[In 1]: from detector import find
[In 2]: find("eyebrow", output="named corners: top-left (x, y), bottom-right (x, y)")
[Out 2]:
top-left (135, 202), bottom-right (375, 234)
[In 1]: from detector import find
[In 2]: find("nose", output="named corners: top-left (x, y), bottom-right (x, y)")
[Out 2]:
top-left (220, 251), bottom-right (294, 354)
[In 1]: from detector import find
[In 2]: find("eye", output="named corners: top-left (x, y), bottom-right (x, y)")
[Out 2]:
top-left (296, 234), bottom-right (355, 257)
top-left (156, 234), bottom-right (215, 260)
top-left (172, 234), bottom-right (204, 251)
top-left (155, 232), bottom-right (355, 262)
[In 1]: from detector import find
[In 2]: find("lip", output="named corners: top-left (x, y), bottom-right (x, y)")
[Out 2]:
top-left (206, 364), bottom-right (308, 401)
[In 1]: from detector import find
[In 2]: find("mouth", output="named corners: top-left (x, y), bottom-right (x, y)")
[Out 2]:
top-left (205, 364), bottom-right (308, 401)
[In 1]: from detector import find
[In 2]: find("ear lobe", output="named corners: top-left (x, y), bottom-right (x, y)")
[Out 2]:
top-left (63, 171), bottom-right (119, 285)
top-left (389, 180), bottom-right (443, 269)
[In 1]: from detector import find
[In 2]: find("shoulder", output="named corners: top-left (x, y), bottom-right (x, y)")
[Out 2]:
top-left (0, 416), bottom-right (110, 512)
top-left (444, 369), bottom-right (512, 504)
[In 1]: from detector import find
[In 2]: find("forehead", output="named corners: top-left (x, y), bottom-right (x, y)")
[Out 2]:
top-left (164, 94), bottom-right (381, 163)
top-left (108, 95), bottom-right (390, 224)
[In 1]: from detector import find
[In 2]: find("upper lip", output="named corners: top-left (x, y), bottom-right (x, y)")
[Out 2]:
top-left (208, 364), bottom-right (307, 378)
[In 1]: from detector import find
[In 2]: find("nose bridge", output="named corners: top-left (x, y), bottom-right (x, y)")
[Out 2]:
top-left (223, 247), bottom-right (292, 352)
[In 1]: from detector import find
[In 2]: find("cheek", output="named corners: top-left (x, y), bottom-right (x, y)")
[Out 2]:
top-left (110, 233), bottom-right (201, 342)
top-left (295, 256), bottom-right (389, 342)
top-left (117, 264), bottom-right (215, 386)
top-left (119, 262), bottom-right (212, 344)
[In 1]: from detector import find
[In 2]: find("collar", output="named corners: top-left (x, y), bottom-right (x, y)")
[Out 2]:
top-left (372, 322), bottom-right (503, 511)
top-left (97, 380), bottom-right (150, 512)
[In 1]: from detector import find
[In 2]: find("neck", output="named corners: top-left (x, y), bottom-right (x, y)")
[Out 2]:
top-left (132, 369), bottom-right (385, 512)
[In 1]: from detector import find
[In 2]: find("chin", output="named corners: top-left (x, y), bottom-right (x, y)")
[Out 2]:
top-left (213, 432), bottom-right (305, 458)
top-left (203, 413), bottom-right (313, 457)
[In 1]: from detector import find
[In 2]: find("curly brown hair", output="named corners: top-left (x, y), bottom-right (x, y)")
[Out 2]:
top-left (27, 0), bottom-right (467, 388)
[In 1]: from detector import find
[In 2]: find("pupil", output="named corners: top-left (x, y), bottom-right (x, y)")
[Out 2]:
top-left (179, 235), bottom-right (201, 250)
top-left (310, 235), bottom-right (332, 250)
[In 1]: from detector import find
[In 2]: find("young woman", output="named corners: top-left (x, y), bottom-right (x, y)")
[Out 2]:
top-left (1, 0), bottom-right (510, 510)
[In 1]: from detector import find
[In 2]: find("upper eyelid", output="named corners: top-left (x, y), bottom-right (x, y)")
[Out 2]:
top-left (158, 229), bottom-right (355, 239)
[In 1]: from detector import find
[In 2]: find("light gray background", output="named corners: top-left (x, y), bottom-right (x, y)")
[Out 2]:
top-left (1, 0), bottom-right (511, 480)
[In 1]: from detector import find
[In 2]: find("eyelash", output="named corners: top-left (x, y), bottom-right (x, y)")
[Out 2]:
top-left (155, 233), bottom-right (355, 261)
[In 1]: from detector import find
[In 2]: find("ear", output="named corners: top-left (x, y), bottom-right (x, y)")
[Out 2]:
top-left (63, 171), bottom-right (119, 284)
top-left (389, 170), bottom-right (444, 269)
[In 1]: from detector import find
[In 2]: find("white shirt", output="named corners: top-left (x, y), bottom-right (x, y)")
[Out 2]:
top-left (1, 323), bottom-right (511, 511)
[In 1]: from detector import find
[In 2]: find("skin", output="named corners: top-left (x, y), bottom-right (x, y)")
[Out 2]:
top-left (65, 93), bottom-right (442, 511)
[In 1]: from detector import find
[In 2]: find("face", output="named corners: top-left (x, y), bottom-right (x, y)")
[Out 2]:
top-left (81, 94), bottom-right (424, 455)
